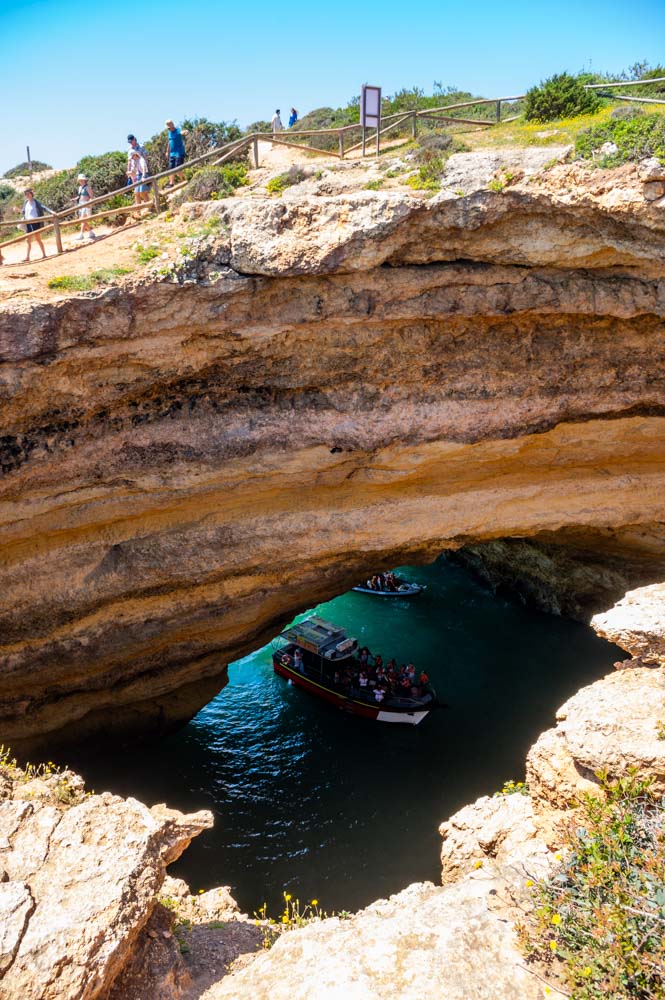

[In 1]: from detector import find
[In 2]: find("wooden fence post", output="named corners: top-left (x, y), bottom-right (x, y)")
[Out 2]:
top-left (152, 180), bottom-right (161, 213)
top-left (339, 132), bottom-right (344, 158)
top-left (51, 214), bottom-right (63, 254)
top-left (253, 137), bottom-right (260, 168)
top-left (496, 100), bottom-right (501, 123)
top-left (412, 112), bottom-right (418, 138)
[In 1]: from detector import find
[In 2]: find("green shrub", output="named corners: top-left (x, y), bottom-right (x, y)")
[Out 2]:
top-left (575, 112), bottom-right (665, 165)
top-left (144, 117), bottom-right (243, 176)
top-left (172, 163), bottom-right (248, 206)
top-left (266, 166), bottom-right (307, 195)
top-left (610, 106), bottom-right (645, 121)
top-left (34, 170), bottom-right (78, 212)
top-left (519, 771), bottom-right (665, 999)
top-left (0, 184), bottom-right (14, 204)
top-left (524, 72), bottom-right (602, 123)
top-left (77, 151), bottom-right (127, 197)
top-left (3, 160), bottom-right (51, 178)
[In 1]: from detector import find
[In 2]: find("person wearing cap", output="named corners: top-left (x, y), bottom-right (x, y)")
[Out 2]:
top-left (126, 134), bottom-right (148, 171)
top-left (165, 119), bottom-right (186, 184)
top-left (271, 109), bottom-right (283, 134)
top-left (74, 174), bottom-right (96, 241)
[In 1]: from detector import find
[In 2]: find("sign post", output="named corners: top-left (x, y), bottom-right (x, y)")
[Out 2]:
top-left (27, 146), bottom-right (32, 181)
top-left (360, 85), bottom-right (381, 157)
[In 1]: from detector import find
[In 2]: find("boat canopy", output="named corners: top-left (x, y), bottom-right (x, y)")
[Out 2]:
top-left (278, 615), bottom-right (357, 659)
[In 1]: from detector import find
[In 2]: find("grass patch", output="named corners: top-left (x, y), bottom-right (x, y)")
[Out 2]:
top-left (47, 267), bottom-right (130, 291)
top-left (136, 243), bottom-right (161, 264)
top-left (266, 166), bottom-right (307, 195)
top-left (518, 770), bottom-right (665, 999)
top-left (364, 178), bottom-right (383, 190)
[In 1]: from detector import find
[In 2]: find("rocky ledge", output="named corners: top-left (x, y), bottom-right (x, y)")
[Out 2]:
top-left (1, 152), bottom-right (665, 750)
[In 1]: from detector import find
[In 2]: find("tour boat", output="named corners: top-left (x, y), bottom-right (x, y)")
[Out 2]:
top-left (272, 615), bottom-right (436, 725)
top-left (352, 581), bottom-right (425, 597)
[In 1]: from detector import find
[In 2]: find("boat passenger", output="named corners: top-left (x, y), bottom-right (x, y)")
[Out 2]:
top-left (294, 648), bottom-right (304, 674)
top-left (359, 646), bottom-right (370, 667)
top-left (373, 654), bottom-right (383, 670)
top-left (358, 671), bottom-right (368, 689)
top-left (374, 687), bottom-right (385, 703)
top-left (419, 671), bottom-right (429, 687)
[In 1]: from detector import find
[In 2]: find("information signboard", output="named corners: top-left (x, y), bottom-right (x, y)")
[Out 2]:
top-left (360, 85), bottom-right (382, 128)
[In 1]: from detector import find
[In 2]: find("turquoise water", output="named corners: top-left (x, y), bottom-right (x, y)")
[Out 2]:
top-left (70, 558), bottom-right (620, 915)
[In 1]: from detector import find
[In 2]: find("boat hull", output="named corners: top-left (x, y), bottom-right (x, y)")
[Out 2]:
top-left (351, 585), bottom-right (424, 597)
top-left (273, 658), bottom-right (432, 725)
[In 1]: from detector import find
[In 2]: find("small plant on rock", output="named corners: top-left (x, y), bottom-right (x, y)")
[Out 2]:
top-left (518, 770), bottom-right (665, 998)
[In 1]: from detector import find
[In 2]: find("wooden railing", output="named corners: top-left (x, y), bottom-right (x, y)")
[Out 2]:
top-left (2, 77), bottom-right (662, 261)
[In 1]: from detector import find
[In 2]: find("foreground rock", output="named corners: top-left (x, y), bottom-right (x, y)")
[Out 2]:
top-left (200, 878), bottom-right (550, 1000)
top-left (0, 762), bottom-right (212, 999)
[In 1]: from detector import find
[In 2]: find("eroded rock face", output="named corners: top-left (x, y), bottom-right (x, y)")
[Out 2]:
top-left (592, 582), bottom-right (665, 665)
top-left (2, 163), bottom-right (665, 749)
top-left (0, 765), bottom-right (212, 1000)
top-left (527, 667), bottom-right (665, 810)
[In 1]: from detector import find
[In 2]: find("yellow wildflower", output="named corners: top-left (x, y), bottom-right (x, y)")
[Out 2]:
top-left (473, 860), bottom-right (483, 869)
top-left (281, 915), bottom-right (289, 923)
top-left (551, 914), bottom-right (561, 926)
top-left (311, 899), bottom-right (318, 906)
top-left (549, 940), bottom-right (557, 952)
top-left (284, 893), bottom-right (292, 901)
top-left (525, 879), bottom-right (534, 887)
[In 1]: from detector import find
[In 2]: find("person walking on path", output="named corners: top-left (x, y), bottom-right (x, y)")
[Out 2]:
top-left (74, 174), bottom-right (96, 241)
top-left (165, 119), bottom-right (186, 184)
top-left (126, 133), bottom-right (148, 168)
top-left (271, 110), bottom-right (283, 134)
top-left (288, 108), bottom-right (298, 127)
top-left (22, 189), bottom-right (48, 261)
top-left (127, 149), bottom-right (150, 209)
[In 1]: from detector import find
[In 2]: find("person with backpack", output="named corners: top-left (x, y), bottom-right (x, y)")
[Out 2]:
top-left (22, 189), bottom-right (48, 261)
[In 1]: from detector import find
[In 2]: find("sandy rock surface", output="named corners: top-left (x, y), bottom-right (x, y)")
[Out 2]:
top-left (200, 877), bottom-right (558, 1000)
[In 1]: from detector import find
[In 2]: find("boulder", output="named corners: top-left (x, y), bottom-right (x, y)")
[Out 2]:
top-left (592, 582), bottom-right (665, 665)
top-left (527, 667), bottom-right (665, 808)
top-left (0, 778), bottom-right (212, 1000)
top-left (639, 157), bottom-right (665, 182)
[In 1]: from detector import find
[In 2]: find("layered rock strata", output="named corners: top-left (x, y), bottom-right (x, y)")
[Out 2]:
top-left (2, 160), bottom-right (665, 749)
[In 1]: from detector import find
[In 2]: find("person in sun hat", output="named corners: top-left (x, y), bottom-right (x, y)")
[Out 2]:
top-left (74, 173), bottom-right (96, 241)
top-left (165, 119), bottom-right (186, 185)
top-left (126, 134), bottom-right (148, 174)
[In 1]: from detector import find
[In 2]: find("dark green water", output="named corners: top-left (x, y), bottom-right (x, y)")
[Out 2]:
top-left (68, 559), bottom-right (620, 915)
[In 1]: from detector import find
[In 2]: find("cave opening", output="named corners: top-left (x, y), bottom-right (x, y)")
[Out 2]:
top-left (66, 549), bottom-right (624, 916)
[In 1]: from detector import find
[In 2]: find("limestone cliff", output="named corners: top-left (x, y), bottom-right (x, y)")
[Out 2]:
top-left (1, 155), bottom-right (665, 750)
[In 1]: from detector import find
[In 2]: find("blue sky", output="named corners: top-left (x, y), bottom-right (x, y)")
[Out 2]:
top-left (0, 0), bottom-right (663, 174)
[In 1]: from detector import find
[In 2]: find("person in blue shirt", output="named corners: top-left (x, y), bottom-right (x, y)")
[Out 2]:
top-left (165, 119), bottom-right (186, 184)
top-left (288, 108), bottom-right (298, 128)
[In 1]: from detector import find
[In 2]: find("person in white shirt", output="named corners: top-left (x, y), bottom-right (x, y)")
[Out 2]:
top-left (127, 150), bottom-right (150, 206)
top-left (22, 189), bottom-right (47, 262)
top-left (271, 110), bottom-right (283, 134)
top-left (75, 174), bottom-right (96, 241)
